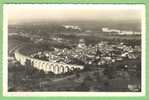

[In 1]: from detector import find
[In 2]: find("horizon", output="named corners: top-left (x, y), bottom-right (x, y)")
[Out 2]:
top-left (5, 4), bottom-right (144, 24)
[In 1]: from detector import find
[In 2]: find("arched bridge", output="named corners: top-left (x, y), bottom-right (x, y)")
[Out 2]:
top-left (14, 47), bottom-right (84, 74)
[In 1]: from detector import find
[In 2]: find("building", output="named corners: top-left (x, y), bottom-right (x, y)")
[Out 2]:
top-left (77, 39), bottom-right (86, 49)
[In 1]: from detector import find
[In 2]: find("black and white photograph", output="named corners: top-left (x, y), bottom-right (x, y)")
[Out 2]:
top-left (3, 4), bottom-right (145, 96)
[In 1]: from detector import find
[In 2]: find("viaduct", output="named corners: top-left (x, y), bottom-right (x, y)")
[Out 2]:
top-left (14, 47), bottom-right (84, 74)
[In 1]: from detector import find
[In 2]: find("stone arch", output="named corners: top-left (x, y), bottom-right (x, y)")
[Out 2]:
top-left (45, 63), bottom-right (50, 72)
top-left (21, 56), bottom-right (26, 65)
top-left (40, 61), bottom-right (44, 70)
top-left (48, 63), bottom-right (53, 72)
top-left (42, 62), bottom-right (48, 72)
top-left (33, 60), bottom-right (38, 68)
top-left (35, 60), bottom-right (39, 68)
top-left (16, 53), bottom-right (21, 63)
top-left (70, 66), bottom-right (75, 71)
top-left (59, 65), bottom-right (65, 73)
top-left (37, 61), bottom-right (42, 70)
top-left (19, 56), bottom-right (23, 65)
top-left (64, 65), bottom-right (70, 73)
top-left (54, 64), bottom-right (59, 74)
top-left (30, 58), bottom-right (34, 66)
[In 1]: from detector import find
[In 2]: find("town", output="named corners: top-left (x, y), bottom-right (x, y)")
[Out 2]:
top-left (31, 39), bottom-right (141, 67)
top-left (8, 23), bottom-right (141, 92)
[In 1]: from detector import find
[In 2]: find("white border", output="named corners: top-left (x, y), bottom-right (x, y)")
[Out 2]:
top-left (3, 4), bottom-right (146, 96)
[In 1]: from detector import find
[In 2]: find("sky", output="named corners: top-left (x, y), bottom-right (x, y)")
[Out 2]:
top-left (5, 4), bottom-right (145, 24)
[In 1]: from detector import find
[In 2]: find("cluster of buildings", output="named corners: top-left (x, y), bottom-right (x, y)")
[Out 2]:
top-left (8, 32), bottom-right (29, 37)
top-left (62, 25), bottom-right (81, 30)
top-left (102, 27), bottom-right (141, 35)
top-left (31, 39), bottom-right (141, 67)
